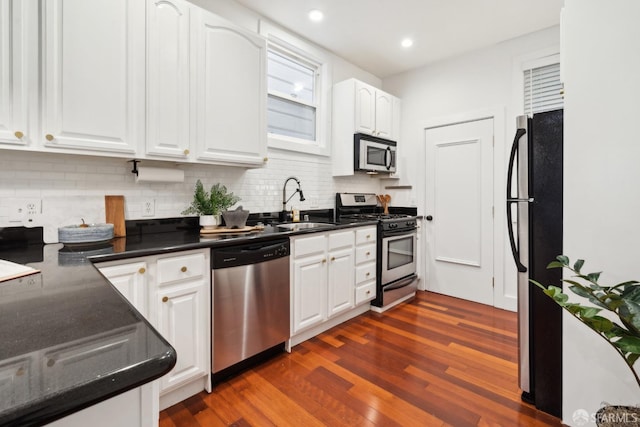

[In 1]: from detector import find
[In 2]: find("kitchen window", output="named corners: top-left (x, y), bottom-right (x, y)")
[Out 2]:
top-left (261, 21), bottom-right (331, 156)
top-left (522, 53), bottom-right (563, 115)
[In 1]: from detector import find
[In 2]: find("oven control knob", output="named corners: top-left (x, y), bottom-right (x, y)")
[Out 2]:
top-left (426, 215), bottom-right (433, 221)
top-left (389, 223), bottom-right (398, 229)
top-left (407, 221), bottom-right (416, 227)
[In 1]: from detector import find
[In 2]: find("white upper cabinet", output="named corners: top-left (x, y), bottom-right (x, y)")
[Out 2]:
top-left (0, 0), bottom-right (36, 147)
top-left (354, 80), bottom-right (396, 139)
top-left (146, 0), bottom-right (191, 159)
top-left (192, 8), bottom-right (267, 166)
top-left (332, 78), bottom-right (401, 176)
top-left (41, 0), bottom-right (145, 155)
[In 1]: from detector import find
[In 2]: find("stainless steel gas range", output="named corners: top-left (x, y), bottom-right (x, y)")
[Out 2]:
top-left (335, 193), bottom-right (419, 312)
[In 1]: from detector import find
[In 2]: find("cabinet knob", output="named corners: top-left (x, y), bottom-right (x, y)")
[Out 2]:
top-left (138, 267), bottom-right (146, 274)
top-left (366, 290), bottom-right (371, 295)
top-left (14, 131), bottom-right (24, 139)
top-left (162, 296), bottom-right (169, 303)
top-left (16, 367), bottom-right (25, 376)
top-left (366, 251), bottom-right (370, 256)
top-left (183, 149), bottom-right (190, 155)
top-left (366, 235), bottom-right (371, 239)
top-left (180, 266), bottom-right (187, 272)
top-left (331, 256), bottom-right (335, 261)
top-left (47, 359), bottom-right (55, 367)
top-left (45, 134), bottom-right (54, 141)
top-left (366, 272), bottom-right (371, 277)
top-left (322, 259), bottom-right (327, 264)
top-left (263, 157), bottom-right (269, 162)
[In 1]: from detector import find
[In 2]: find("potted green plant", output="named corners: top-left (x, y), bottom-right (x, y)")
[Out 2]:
top-left (532, 255), bottom-right (640, 426)
top-left (182, 180), bottom-right (240, 228)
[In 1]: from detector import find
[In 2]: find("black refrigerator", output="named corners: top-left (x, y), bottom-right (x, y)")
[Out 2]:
top-left (506, 109), bottom-right (563, 418)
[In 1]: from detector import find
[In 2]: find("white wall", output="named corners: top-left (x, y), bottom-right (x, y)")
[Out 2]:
top-left (562, 0), bottom-right (640, 423)
top-left (383, 26), bottom-right (560, 310)
top-left (0, 0), bottom-right (383, 242)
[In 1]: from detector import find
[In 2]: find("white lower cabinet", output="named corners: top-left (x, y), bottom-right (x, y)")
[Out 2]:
top-left (290, 226), bottom-right (376, 346)
top-left (95, 248), bottom-right (210, 411)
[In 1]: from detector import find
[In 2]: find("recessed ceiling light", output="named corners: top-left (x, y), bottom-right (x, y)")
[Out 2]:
top-left (401, 38), bottom-right (414, 48)
top-left (308, 9), bottom-right (324, 22)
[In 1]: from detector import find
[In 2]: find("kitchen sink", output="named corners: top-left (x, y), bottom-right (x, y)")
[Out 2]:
top-left (276, 222), bottom-right (336, 232)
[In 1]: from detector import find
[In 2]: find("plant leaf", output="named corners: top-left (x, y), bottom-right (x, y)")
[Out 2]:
top-left (574, 259), bottom-right (584, 273)
top-left (614, 336), bottom-right (640, 355)
top-left (547, 260), bottom-right (565, 269)
top-left (556, 255), bottom-right (570, 266)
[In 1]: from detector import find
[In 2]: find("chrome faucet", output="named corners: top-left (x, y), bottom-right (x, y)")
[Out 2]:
top-left (281, 177), bottom-right (305, 219)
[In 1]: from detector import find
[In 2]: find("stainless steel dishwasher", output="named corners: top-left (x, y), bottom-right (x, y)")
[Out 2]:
top-left (211, 238), bottom-right (290, 382)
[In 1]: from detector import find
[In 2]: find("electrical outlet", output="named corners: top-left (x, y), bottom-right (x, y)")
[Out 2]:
top-left (142, 199), bottom-right (155, 217)
top-left (8, 198), bottom-right (41, 223)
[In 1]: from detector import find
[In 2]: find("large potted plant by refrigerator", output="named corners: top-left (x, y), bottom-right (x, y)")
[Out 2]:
top-left (533, 256), bottom-right (640, 426)
top-left (182, 180), bottom-right (240, 229)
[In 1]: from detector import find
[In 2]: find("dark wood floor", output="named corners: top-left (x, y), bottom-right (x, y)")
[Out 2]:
top-left (159, 291), bottom-right (563, 426)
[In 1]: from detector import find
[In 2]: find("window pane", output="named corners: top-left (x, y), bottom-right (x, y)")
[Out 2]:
top-left (524, 62), bottom-right (563, 115)
top-left (267, 50), bottom-right (315, 103)
top-left (267, 95), bottom-right (316, 140)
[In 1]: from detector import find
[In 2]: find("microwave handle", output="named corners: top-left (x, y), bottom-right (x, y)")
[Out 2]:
top-left (385, 147), bottom-right (392, 170)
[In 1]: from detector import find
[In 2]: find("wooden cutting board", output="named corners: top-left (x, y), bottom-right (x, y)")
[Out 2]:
top-left (105, 195), bottom-right (126, 237)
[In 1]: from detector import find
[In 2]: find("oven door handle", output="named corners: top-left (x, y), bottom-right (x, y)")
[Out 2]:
top-left (383, 275), bottom-right (417, 291)
top-left (383, 229), bottom-right (417, 238)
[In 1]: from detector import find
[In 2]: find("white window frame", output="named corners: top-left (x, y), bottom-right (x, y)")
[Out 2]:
top-left (259, 20), bottom-right (332, 157)
top-left (512, 46), bottom-right (561, 116)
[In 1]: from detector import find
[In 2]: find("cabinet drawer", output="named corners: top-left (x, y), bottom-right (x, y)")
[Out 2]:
top-left (355, 244), bottom-right (376, 265)
top-left (157, 252), bottom-right (206, 284)
top-left (355, 263), bottom-right (376, 285)
top-left (293, 234), bottom-right (327, 258)
top-left (328, 230), bottom-right (355, 251)
top-left (355, 281), bottom-right (376, 305)
top-left (355, 227), bottom-right (376, 245)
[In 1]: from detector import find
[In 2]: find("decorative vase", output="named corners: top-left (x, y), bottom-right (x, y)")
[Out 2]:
top-left (199, 214), bottom-right (220, 229)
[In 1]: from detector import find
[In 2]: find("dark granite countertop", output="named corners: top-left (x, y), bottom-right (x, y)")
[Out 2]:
top-left (0, 230), bottom-right (177, 427)
top-left (0, 211), bottom-right (379, 426)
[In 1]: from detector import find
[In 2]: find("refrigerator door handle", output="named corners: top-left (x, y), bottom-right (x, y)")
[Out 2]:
top-left (506, 128), bottom-right (528, 273)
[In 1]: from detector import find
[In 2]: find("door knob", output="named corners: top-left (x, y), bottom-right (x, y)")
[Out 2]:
top-left (426, 215), bottom-right (433, 221)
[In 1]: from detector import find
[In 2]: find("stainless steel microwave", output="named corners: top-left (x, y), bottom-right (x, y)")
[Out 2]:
top-left (354, 133), bottom-right (397, 173)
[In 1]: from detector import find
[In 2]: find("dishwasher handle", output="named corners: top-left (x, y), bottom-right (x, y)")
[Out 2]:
top-left (212, 239), bottom-right (290, 269)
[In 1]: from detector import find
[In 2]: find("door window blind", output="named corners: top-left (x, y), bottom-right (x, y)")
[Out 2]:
top-left (524, 62), bottom-right (563, 115)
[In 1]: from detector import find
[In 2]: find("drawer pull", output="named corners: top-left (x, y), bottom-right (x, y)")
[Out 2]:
top-left (366, 272), bottom-right (371, 277)
top-left (16, 367), bottom-right (25, 376)
top-left (366, 290), bottom-right (371, 295)
top-left (180, 266), bottom-right (187, 272)
top-left (14, 131), bottom-right (24, 139)
top-left (331, 257), bottom-right (335, 261)
top-left (47, 359), bottom-right (55, 367)
top-left (366, 234), bottom-right (371, 239)
top-left (162, 296), bottom-right (169, 303)
top-left (138, 267), bottom-right (146, 274)
top-left (183, 149), bottom-right (190, 155)
top-left (45, 134), bottom-right (54, 141)
top-left (366, 251), bottom-right (370, 256)
top-left (322, 259), bottom-right (327, 264)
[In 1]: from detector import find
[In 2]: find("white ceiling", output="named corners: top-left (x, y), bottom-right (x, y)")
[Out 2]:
top-left (234, 0), bottom-right (564, 78)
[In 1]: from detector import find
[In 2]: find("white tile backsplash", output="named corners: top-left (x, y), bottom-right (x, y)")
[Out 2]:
top-left (0, 150), bottom-right (381, 242)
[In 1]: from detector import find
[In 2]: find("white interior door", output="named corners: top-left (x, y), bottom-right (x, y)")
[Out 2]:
top-left (425, 118), bottom-right (494, 305)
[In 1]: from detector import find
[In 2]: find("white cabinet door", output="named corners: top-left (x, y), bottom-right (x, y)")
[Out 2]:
top-left (327, 247), bottom-right (355, 317)
top-left (41, 0), bottom-right (144, 154)
top-left (146, 0), bottom-right (190, 159)
top-left (156, 281), bottom-right (207, 393)
top-left (292, 254), bottom-right (327, 334)
top-left (354, 80), bottom-right (376, 136)
top-left (193, 9), bottom-right (267, 166)
top-left (374, 91), bottom-right (393, 139)
top-left (96, 261), bottom-right (148, 314)
top-left (0, 0), bottom-right (35, 147)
